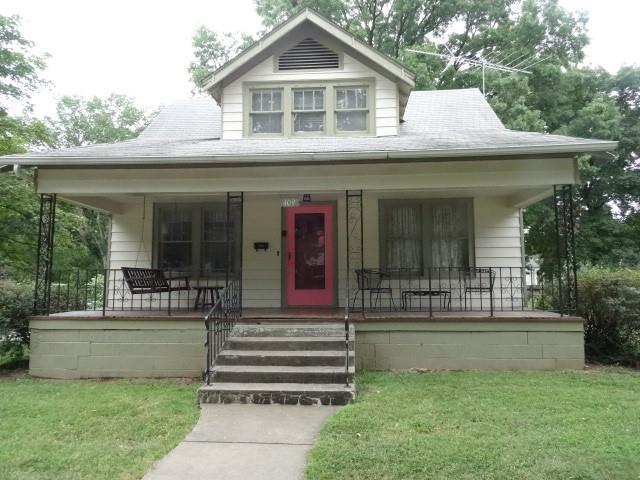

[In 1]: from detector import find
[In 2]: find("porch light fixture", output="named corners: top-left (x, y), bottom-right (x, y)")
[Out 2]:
top-left (303, 193), bottom-right (311, 202)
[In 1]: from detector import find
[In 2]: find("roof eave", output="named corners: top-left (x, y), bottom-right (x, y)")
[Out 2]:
top-left (7, 141), bottom-right (618, 167)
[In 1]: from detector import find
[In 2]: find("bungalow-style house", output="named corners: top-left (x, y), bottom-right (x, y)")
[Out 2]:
top-left (7, 9), bottom-right (617, 405)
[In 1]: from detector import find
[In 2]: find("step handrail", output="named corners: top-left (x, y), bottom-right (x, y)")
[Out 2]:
top-left (204, 279), bottom-right (241, 385)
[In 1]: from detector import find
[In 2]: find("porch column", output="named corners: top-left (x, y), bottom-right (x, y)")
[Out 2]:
top-left (345, 190), bottom-right (364, 313)
top-left (552, 184), bottom-right (578, 316)
top-left (226, 192), bottom-right (244, 309)
top-left (33, 193), bottom-right (57, 315)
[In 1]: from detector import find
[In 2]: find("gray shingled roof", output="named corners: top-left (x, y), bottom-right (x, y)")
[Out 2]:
top-left (138, 96), bottom-right (221, 140)
top-left (401, 89), bottom-right (504, 132)
top-left (5, 89), bottom-right (616, 166)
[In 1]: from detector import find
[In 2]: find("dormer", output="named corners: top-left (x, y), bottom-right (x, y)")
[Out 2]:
top-left (204, 9), bottom-right (415, 139)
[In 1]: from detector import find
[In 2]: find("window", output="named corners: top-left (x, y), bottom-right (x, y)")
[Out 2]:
top-left (379, 199), bottom-right (473, 271)
top-left (293, 88), bottom-right (325, 133)
top-left (244, 82), bottom-right (374, 136)
top-left (250, 89), bottom-right (283, 134)
top-left (335, 86), bottom-right (368, 132)
top-left (155, 204), bottom-right (236, 277)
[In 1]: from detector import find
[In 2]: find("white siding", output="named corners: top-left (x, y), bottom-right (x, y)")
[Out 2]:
top-left (474, 197), bottom-right (523, 269)
top-left (108, 199), bottom-right (152, 270)
top-left (221, 52), bottom-right (398, 138)
top-left (104, 192), bottom-right (524, 309)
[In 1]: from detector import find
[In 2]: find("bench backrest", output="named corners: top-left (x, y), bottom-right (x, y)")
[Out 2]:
top-left (121, 267), bottom-right (170, 293)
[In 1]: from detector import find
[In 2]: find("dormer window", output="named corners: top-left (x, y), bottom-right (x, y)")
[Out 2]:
top-left (244, 81), bottom-right (374, 137)
top-left (335, 86), bottom-right (368, 132)
top-left (250, 89), bottom-right (283, 134)
top-left (293, 88), bottom-right (325, 133)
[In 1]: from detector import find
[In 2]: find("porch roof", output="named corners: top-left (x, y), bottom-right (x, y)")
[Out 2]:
top-left (5, 89), bottom-right (617, 167)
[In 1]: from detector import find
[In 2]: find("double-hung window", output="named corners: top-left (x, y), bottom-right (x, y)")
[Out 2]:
top-left (155, 203), bottom-right (236, 277)
top-left (379, 198), bottom-right (473, 272)
top-left (335, 86), bottom-right (368, 132)
top-left (292, 88), bottom-right (325, 133)
top-left (250, 89), bottom-right (283, 134)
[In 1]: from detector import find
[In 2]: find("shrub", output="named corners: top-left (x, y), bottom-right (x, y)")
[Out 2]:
top-left (0, 281), bottom-right (33, 360)
top-left (579, 268), bottom-right (640, 366)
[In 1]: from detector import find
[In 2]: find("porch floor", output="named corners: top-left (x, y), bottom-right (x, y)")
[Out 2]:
top-left (41, 308), bottom-right (577, 322)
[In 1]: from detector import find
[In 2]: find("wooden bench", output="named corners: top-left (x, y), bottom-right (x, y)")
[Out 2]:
top-left (121, 267), bottom-right (191, 295)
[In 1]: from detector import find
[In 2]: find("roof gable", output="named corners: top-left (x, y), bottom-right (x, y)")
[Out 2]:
top-left (204, 9), bottom-right (415, 109)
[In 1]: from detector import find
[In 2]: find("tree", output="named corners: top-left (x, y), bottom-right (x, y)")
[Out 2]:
top-left (0, 14), bottom-right (54, 156)
top-left (0, 14), bottom-right (47, 112)
top-left (189, 28), bottom-right (254, 90)
top-left (52, 94), bottom-right (152, 147)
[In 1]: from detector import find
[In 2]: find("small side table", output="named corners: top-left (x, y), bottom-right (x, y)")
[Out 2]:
top-left (402, 289), bottom-right (451, 311)
top-left (193, 286), bottom-right (224, 310)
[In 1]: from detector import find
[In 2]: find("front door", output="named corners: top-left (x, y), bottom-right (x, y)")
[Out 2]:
top-left (285, 205), bottom-right (334, 306)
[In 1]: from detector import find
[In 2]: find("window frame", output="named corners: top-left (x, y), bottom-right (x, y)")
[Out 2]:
top-left (153, 202), bottom-right (233, 279)
top-left (334, 85), bottom-right (370, 134)
top-left (249, 88), bottom-right (284, 136)
top-left (291, 87), bottom-right (326, 135)
top-left (379, 198), bottom-right (475, 273)
top-left (243, 79), bottom-right (375, 137)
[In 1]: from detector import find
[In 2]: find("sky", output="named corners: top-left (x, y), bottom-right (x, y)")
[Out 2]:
top-left (4, 0), bottom-right (640, 118)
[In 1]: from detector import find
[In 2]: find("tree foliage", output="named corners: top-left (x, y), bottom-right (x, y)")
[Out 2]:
top-left (52, 94), bottom-right (152, 147)
top-left (0, 14), bottom-right (47, 112)
top-left (188, 27), bottom-right (254, 90)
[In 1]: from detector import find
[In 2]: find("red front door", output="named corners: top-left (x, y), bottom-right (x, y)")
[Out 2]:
top-left (285, 205), bottom-right (334, 306)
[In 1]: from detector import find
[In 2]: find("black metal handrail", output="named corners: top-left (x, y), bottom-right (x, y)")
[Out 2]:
top-left (204, 278), bottom-right (241, 385)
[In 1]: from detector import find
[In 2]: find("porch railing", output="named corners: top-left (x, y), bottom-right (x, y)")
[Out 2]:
top-left (41, 268), bottom-right (231, 316)
top-left (204, 278), bottom-right (241, 384)
top-left (39, 266), bottom-right (563, 318)
top-left (345, 266), bottom-right (561, 315)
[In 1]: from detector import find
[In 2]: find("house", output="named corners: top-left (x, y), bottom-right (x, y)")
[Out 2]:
top-left (6, 9), bottom-right (617, 404)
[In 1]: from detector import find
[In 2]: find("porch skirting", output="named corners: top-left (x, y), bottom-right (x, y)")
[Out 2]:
top-left (28, 316), bottom-right (584, 379)
top-left (29, 319), bottom-right (205, 379)
top-left (355, 319), bottom-right (584, 371)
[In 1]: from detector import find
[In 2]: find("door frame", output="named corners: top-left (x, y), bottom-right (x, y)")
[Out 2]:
top-left (280, 201), bottom-right (338, 308)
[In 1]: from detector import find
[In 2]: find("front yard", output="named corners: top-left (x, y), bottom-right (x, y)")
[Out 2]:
top-left (306, 370), bottom-right (640, 480)
top-left (1, 370), bottom-right (638, 480)
top-left (0, 375), bottom-right (199, 480)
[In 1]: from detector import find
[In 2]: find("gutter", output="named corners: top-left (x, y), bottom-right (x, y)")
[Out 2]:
top-left (5, 141), bottom-right (619, 167)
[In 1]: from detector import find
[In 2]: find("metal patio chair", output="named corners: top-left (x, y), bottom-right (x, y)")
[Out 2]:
top-left (463, 267), bottom-right (495, 314)
top-left (352, 268), bottom-right (397, 311)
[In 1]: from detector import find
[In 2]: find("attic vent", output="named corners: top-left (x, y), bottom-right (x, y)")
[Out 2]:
top-left (278, 38), bottom-right (339, 71)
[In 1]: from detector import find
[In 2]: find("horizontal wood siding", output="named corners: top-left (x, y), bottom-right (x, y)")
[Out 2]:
top-left (103, 192), bottom-right (524, 309)
top-left (474, 197), bottom-right (523, 269)
top-left (108, 199), bottom-right (152, 270)
top-left (222, 52), bottom-right (398, 138)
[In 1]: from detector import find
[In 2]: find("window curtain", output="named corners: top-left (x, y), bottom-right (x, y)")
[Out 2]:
top-left (386, 205), bottom-right (422, 271)
top-left (432, 203), bottom-right (469, 268)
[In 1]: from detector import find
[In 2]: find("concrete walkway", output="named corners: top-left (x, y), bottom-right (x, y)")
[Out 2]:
top-left (143, 404), bottom-right (339, 480)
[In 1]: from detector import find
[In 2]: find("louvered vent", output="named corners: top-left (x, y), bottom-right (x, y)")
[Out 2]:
top-left (278, 38), bottom-right (339, 71)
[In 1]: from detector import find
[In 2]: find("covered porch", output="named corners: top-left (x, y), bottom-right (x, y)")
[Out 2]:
top-left (27, 160), bottom-right (583, 378)
top-left (32, 186), bottom-right (577, 320)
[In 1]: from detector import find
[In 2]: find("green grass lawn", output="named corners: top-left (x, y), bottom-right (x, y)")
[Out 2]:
top-left (0, 374), bottom-right (199, 480)
top-left (306, 370), bottom-right (640, 480)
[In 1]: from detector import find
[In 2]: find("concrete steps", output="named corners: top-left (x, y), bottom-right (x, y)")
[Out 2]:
top-left (217, 350), bottom-right (355, 367)
top-left (198, 321), bottom-right (355, 406)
